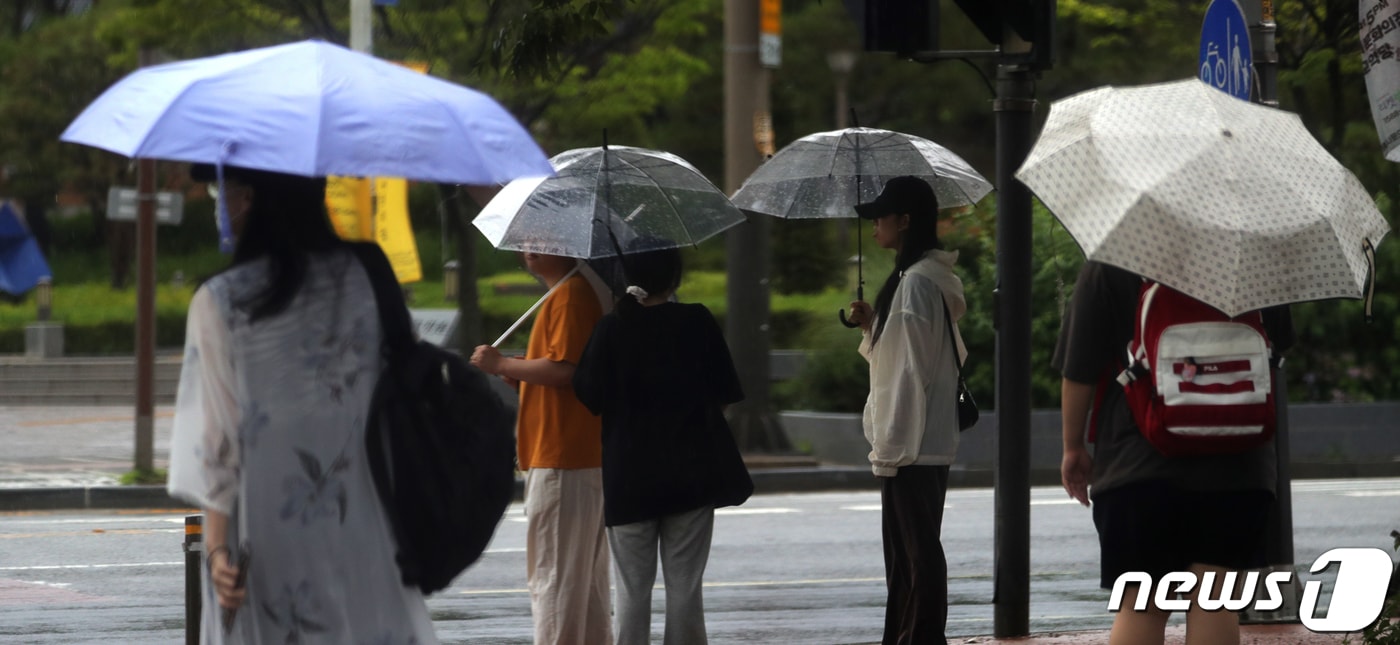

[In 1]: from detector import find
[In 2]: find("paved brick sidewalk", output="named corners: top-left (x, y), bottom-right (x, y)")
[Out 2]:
top-left (0, 405), bottom-right (173, 488)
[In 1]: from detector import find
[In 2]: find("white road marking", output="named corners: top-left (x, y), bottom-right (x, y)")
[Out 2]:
top-left (0, 517), bottom-right (188, 526)
top-left (459, 576), bottom-right (886, 596)
top-left (715, 507), bottom-right (799, 516)
top-left (0, 562), bottom-right (182, 572)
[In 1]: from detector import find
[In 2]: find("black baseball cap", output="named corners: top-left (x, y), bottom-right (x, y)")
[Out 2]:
top-left (854, 175), bottom-right (939, 220)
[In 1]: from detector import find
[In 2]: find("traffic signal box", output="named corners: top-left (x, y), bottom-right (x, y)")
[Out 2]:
top-left (846, 0), bottom-right (1055, 71)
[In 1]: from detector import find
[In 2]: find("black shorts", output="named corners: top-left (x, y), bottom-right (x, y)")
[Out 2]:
top-left (1092, 480), bottom-right (1273, 589)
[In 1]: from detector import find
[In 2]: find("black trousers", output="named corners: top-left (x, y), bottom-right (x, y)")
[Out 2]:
top-left (881, 464), bottom-right (950, 645)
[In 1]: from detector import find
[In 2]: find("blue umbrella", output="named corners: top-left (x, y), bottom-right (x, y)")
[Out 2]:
top-left (60, 40), bottom-right (553, 187)
top-left (0, 201), bottom-right (51, 296)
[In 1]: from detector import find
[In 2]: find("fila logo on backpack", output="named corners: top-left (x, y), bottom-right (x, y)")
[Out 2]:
top-left (1117, 282), bottom-right (1276, 457)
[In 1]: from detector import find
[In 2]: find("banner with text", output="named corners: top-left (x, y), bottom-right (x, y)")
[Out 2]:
top-left (1362, 0), bottom-right (1400, 161)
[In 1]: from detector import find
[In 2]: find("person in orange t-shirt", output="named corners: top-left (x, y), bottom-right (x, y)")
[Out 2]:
top-left (471, 251), bottom-right (610, 645)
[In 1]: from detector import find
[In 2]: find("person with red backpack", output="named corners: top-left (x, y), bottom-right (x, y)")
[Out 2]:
top-left (1054, 260), bottom-right (1291, 645)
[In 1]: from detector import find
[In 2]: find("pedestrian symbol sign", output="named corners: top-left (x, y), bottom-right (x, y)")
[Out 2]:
top-left (1199, 0), bottom-right (1253, 101)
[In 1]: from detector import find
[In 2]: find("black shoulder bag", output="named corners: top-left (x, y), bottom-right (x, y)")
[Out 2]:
top-left (941, 296), bottom-right (979, 432)
top-left (350, 243), bottom-right (517, 595)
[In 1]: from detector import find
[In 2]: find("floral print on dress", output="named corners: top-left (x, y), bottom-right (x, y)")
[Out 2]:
top-left (259, 580), bottom-right (329, 643)
top-left (238, 401), bottom-right (271, 449)
top-left (302, 314), bottom-right (371, 404)
top-left (203, 433), bottom-right (238, 506)
top-left (280, 448), bottom-right (350, 525)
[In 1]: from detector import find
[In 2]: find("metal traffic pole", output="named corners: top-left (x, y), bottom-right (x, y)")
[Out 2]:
top-left (1240, 0), bottom-right (1303, 624)
top-left (992, 58), bottom-right (1037, 638)
top-left (184, 514), bottom-right (203, 644)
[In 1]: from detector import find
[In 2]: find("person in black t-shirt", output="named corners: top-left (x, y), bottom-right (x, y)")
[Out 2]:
top-left (573, 243), bottom-right (753, 645)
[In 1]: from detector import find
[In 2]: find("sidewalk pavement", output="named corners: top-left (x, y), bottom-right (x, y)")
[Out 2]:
top-left (0, 406), bottom-right (1364, 644)
top-left (947, 623), bottom-right (1348, 644)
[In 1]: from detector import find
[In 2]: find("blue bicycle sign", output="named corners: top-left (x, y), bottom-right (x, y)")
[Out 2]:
top-left (1199, 0), bottom-right (1253, 101)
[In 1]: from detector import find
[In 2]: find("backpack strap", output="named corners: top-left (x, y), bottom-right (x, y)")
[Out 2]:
top-left (1116, 281), bottom-right (1158, 386)
top-left (938, 294), bottom-right (965, 376)
top-left (348, 243), bottom-right (416, 356)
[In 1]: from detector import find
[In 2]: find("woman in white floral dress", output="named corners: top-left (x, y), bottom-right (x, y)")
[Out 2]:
top-left (168, 166), bottom-right (437, 644)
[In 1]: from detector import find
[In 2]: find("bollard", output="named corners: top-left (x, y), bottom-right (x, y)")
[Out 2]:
top-left (184, 514), bottom-right (202, 645)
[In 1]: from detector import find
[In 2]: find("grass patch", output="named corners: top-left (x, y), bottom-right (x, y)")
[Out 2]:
top-left (120, 467), bottom-right (168, 485)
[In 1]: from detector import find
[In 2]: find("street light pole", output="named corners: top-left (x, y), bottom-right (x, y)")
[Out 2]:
top-left (134, 48), bottom-right (157, 475)
top-left (724, 0), bottom-right (783, 453)
top-left (350, 0), bottom-right (372, 54)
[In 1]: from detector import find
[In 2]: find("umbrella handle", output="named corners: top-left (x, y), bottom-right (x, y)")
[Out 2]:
top-left (838, 309), bottom-right (859, 328)
top-left (837, 284), bottom-right (864, 328)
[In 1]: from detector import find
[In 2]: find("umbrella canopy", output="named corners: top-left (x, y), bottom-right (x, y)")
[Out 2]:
top-left (473, 146), bottom-right (745, 259)
top-left (1016, 78), bottom-right (1391, 317)
top-left (60, 40), bottom-right (552, 185)
top-left (730, 127), bottom-right (993, 218)
top-left (0, 201), bottom-right (51, 296)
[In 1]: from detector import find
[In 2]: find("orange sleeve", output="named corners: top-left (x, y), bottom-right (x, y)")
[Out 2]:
top-left (539, 275), bottom-right (602, 365)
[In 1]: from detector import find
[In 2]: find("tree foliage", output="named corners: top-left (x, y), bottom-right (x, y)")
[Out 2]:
top-left (0, 0), bottom-right (1396, 404)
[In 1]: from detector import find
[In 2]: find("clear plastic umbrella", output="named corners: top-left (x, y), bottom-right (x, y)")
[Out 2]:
top-left (474, 145), bottom-right (745, 346)
top-left (730, 127), bottom-right (992, 326)
top-left (731, 127), bottom-right (993, 218)
top-left (474, 145), bottom-right (745, 259)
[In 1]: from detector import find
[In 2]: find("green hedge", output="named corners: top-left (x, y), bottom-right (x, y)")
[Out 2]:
top-left (0, 270), bottom-right (838, 354)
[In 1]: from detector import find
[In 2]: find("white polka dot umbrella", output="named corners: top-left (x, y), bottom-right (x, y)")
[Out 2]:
top-left (1016, 78), bottom-right (1391, 317)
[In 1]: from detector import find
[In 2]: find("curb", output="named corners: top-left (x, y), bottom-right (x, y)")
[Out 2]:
top-left (0, 468), bottom-right (883, 512)
top-left (0, 485), bottom-right (195, 512)
top-left (2, 463), bottom-right (1397, 513)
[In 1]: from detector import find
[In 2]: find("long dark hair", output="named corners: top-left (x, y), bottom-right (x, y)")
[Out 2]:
top-left (226, 170), bottom-right (345, 322)
top-left (615, 244), bottom-right (682, 321)
top-left (871, 211), bottom-right (943, 344)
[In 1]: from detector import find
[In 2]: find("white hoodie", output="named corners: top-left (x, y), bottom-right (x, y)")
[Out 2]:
top-left (858, 249), bottom-right (966, 477)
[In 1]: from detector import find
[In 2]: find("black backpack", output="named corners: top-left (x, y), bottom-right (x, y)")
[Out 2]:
top-left (350, 243), bottom-right (516, 595)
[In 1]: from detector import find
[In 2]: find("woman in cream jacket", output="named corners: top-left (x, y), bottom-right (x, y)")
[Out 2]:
top-left (846, 176), bottom-right (966, 645)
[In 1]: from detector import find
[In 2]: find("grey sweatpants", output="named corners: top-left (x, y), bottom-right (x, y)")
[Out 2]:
top-left (607, 506), bottom-right (715, 645)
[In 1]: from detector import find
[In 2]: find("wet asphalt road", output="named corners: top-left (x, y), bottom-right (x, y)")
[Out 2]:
top-left (1, 480), bottom-right (1396, 644)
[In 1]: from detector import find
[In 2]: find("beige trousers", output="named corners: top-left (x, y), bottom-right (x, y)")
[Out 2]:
top-left (525, 467), bottom-right (612, 645)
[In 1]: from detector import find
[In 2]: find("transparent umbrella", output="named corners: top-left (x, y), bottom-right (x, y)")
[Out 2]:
top-left (474, 145), bottom-right (745, 345)
top-left (474, 145), bottom-right (744, 259)
top-left (731, 127), bottom-right (992, 326)
top-left (731, 127), bottom-right (992, 218)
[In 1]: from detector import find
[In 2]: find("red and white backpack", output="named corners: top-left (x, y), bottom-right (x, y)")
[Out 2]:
top-left (1116, 282), bottom-right (1276, 457)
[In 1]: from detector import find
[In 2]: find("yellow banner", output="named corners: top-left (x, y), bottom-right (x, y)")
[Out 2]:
top-left (325, 177), bottom-right (372, 241)
top-left (325, 175), bottom-right (422, 284)
top-left (374, 177), bottom-right (422, 283)
top-left (322, 60), bottom-right (427, 284)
